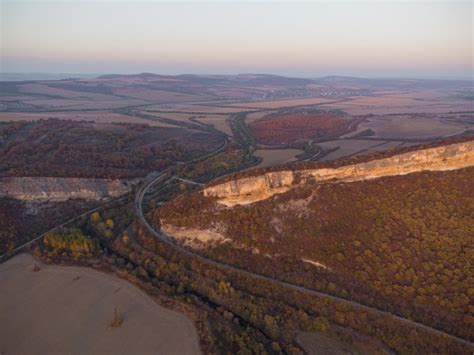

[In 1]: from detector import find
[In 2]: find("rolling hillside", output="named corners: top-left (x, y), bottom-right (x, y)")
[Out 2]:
top-left (154, 137), bottom-right (474, 341)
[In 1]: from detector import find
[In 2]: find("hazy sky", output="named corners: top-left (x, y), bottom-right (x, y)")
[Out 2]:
top-left (1, 1), bottom-right (473, 78)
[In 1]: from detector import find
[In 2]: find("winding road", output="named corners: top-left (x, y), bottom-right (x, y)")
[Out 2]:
top-left (135, 167), bottom-right (474, 350)
top-left (2, 107), bottom-right (472, 350)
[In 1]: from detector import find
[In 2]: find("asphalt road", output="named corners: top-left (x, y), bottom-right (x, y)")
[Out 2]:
top-left (3, 122), bottom-right (472, 349)
top-left (135, 168), bottom-right (474, 350)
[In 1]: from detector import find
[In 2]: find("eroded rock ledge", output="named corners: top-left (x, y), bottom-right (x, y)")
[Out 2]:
top-left (0, 177), bottom-right (135, 201)
top-left (203, 141), bottom-right (474, 206)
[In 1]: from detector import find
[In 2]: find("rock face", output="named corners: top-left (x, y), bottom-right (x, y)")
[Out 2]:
top-left (0, 177), bottom-right (134, 201)
top-left (203, 141), bottom-right (474, 206)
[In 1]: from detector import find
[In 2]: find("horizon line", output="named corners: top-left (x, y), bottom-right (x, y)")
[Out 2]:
top-left (0, 71), bottom-right (472, 82)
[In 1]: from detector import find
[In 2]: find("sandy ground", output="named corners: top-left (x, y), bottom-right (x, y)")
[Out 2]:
top-left (0, 253), bottom-right (201, 355)
top-left (253, 149), bottom-right (304, 168)
top-left (162, 225), bottom-right (230, 249)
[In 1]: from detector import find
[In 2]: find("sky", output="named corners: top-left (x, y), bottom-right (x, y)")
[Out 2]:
top-left (1, 1), bottom-right (473, 79)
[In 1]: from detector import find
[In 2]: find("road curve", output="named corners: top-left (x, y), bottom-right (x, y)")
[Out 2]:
top-left (135, 172), bottom-right (474, 350)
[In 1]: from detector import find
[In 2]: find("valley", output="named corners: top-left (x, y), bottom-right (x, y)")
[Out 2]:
top-left (1, 73), bottom-right (473, 354)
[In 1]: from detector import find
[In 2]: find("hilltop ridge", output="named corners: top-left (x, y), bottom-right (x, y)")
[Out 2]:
top-left (154, 137), bottom-right (474, 343)
top-left (204, 139), bottom-right (474, 206)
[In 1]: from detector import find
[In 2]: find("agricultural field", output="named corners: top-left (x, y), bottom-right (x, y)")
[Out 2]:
top-left (317, 139), bottom-right (405, 161)
top-left (343, 113), bottom-right (471, 140)
top-left (324, 90), bottom-right (473, 116)
top-left (224, 97), bottom-right (335, 109)
top-left (150, 104), bottom-right (253, 114)
top-left (0, 253), bottom-right (200, 355)
top-left (1, 74), bottom-right (473, 354)
top-left (193, 114), bottom-right (234, 136)
top-left (253, 149), bottom-right (304, 168)
top-left (247, 109), bottom-right (354, 146)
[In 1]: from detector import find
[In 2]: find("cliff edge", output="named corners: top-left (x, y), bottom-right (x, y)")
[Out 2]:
top-left (0, 177), bottom-right (135, 201)
top-left (203, 141), bottom-right (474, 206)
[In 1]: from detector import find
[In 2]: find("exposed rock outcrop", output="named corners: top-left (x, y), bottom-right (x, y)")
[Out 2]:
top-left (0, 177), bottom-right (135, 201)
top-left (161, 224), bottom-right (231, 249)
top-left (203, 141), bottom-right (474, 206)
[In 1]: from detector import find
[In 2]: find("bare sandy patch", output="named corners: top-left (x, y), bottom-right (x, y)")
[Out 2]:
top-left (0, 253), bottom-right (201, 355)
top-left (302, 259), bottom-right (329, 270)
top-left (277, 193), bottom-right (314, 218)
top-left (162, 224), bottom-right (231, 248)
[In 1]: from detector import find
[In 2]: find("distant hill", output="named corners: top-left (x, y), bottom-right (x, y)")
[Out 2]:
top-left (96, 73), bottom-right (314, 86)
top-left (314, 75), bottom-right (472, 89)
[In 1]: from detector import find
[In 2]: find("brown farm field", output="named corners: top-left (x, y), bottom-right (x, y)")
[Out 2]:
top-left (317, 139), bottom-right (403, 160)
top-left (245, 110), bottom-right (274, 123)
top-left (248, 110), bottom-right (354, 145)
top-left (225, 97), bottom-right (335, 109)
top-left (1, 74), bottom-right (474, 353)
top-left (325, 92), bottom-right (473, 115)
top-left (253, 148), bottom-right (304, 168)
top-left (344, 114), bottom-right (471, 140)
top-left (18, 83), bottom-right (118, 100)
top-left (193, 114), bottom-right (234, 136)
top-left (152, 104), bottom-right (254, 114)
top-left (21, 98), bottom-right (147, 110)
top-left (0, 253), bottom-right (201, 355)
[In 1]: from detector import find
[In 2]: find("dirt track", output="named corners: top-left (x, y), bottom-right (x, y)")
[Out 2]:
top-left (0, 253), bottom-right (201, 355)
